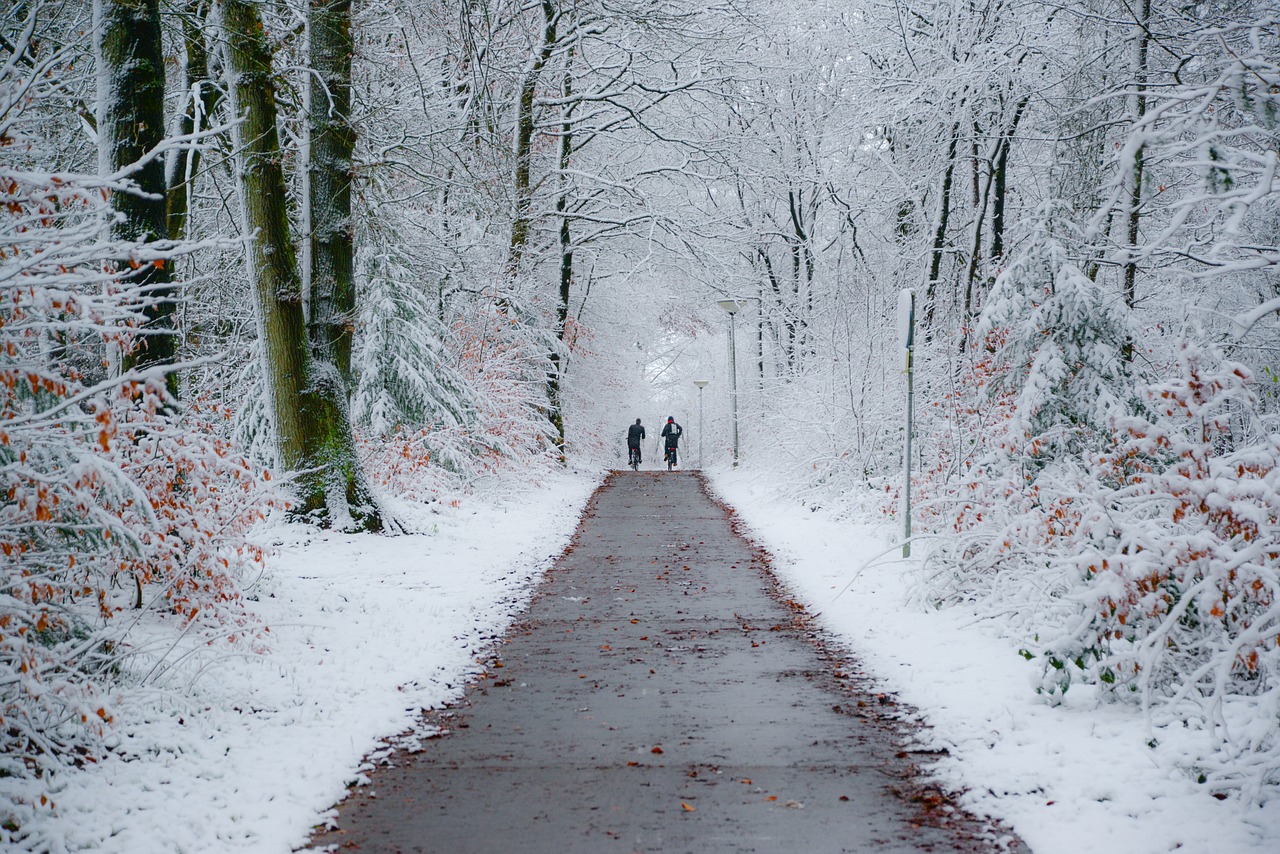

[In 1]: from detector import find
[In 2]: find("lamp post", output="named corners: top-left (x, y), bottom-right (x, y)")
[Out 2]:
top-left (692, 380), bottom-right (709, 468)
top-left (716, 299), bottom-right (743, 467)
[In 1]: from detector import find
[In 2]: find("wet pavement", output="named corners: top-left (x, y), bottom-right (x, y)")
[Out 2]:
top-left (310, 471), bottom-right (1009, 853)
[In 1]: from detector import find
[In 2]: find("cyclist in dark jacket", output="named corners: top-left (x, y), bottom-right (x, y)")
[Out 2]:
top-left (660, 417), bottom-right (683, 466)
top-left (626, 419), bottom-right (645, 465)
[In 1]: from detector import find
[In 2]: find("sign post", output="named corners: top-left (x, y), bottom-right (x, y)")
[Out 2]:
top-left (693, 380), bottom-right (709, 468)
top-left (897, 289), bottom-right (916, 558)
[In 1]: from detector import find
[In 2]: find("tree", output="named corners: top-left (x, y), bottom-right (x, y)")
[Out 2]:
top-left (493, 0), bottom-right (735, 452)
top-left (1045, 342), bottom-right (1280, 802)
top-left (94, 0), bottom-right (177, 391)
top-left (166, 0), bottom-right (225, 244)
top-left (922, 205), bottom-right (1144, 602)
top-left (2, 9), bottom-right (271, 778)
top-left (215, 0), bottom-right (383, 530)
top-left (309, 0), bottom-right (358, 387)
top-left (980, 209), bottom-right (1141, 460)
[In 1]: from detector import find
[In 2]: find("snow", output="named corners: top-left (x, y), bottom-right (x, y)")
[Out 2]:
top-left (2, 469), bottom-right (600, 853)
top-left (9, 462), bottom-right (1280, 853)
top-left (705, 466), bottom-right (1280, 854)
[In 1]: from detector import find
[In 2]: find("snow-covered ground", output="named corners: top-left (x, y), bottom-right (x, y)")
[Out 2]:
top-left (705, 466), bottom-right (1280, 854)
top-left (2, 469), bottom-right (600, 853)
top-left (10, 463), bottom-right (1280, 853)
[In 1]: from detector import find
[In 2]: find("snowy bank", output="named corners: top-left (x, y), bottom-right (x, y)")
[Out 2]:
top-left (706, 466), bottom-right (1280, 854)
top-left (2, 470), bottom-right (600, 853)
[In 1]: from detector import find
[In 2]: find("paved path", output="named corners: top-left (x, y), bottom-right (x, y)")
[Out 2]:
top-left (312, 472), bottom-right (1002, 853)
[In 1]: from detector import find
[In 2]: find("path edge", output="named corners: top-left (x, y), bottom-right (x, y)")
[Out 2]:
top-left (694, 471), bottom-right (1024, 852)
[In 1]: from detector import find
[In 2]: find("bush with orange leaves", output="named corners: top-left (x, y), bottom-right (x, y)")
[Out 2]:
top-left (1036, 343), bottom-right (1280, 798)
top-left (1, 163), bottom-right (277, 779)
top-left (919, 216), bottom-right (1143, 631)
top-left (351, 257), bottom-right (561, 511)
top-left (920, 217), bottom-right (1280, 795)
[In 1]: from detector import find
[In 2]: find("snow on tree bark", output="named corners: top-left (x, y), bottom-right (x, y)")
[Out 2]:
top-left (308, 0), bottom-right (358, 388)
top-left (94, 0), bottom-right (177, 391)
top-left (166, 0), bottom-right (223, 244)
top-left (216, 0), bottom-right (382, 531)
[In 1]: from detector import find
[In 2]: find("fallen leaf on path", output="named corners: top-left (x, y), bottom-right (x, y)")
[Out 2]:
top-left (764, 796), bottom-right (777, 802)
top-left (651, 746), bottom-right (664, 754)
top-left (680, 802), bottom-right (695, 812)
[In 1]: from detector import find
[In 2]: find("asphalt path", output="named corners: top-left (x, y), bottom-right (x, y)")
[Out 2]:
top-left (310, 471), bottom-right (1007, 853)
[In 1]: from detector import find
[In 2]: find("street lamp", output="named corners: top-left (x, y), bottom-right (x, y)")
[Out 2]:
top-left (716, 299), bottom-right (744, 467)
top-left (692, 380), bottom-right (709, 468)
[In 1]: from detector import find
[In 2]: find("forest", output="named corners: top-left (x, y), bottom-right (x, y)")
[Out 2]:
top-left (3, 0), bottom-right (1279, 818)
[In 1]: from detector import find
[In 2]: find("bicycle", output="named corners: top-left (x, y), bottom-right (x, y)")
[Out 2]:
top-left (628, 445), bottom-right (641, 471)
top-left (664, 443), bottom-right (677, 471)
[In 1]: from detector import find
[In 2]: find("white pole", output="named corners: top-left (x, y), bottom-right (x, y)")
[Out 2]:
top-left (904, 347), bottom-right (914, 557)
top-left (729, 312), bottom-right (739, 467)
top-left (716, 300), bottom-right (745, 468)
top-left (698, 385), bottom-right (705, 468)
top-left (897, 289), bottom-right (916, 558)
top-left (692, 380), bottom-right (709, 470)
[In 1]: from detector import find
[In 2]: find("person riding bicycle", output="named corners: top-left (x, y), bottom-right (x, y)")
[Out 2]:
top-left (626, 418), bottom-right (645, 466)
top-left (660, 416), bottom-right (683, 467)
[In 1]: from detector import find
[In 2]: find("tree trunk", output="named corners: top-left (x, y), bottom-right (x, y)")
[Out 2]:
top-left (1122, 0), bottom-right (1151, 311)
top-left (787, 187), bottom-right (814, 367)
top-left (217, 0), bottom-right (382, 531)
top-left (308, 0), bottom-right (358, 387)
top-left (547, 42), bottom-right (575, 456)
top-left (757, 247), bottom-right (795, 365)
top-left (990, 96), bottom-right (1029, 264)
top-left (507, 0), bottom-right (558, 275)
top-left (756, 278), bottom-right (765, 391)
top-left (95, 0), bottom-right (176, 393)
top-left (922, 121), bottom-right (961, 333)
top-left (960, 150), bottom-right (992, 345)
top-left (166, 0), bottom-right (223, 244)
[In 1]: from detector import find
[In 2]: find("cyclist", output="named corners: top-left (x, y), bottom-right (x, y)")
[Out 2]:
top-left (660, 416), bottom-right (683, 468)
top-left (626, 418), bottom-right (645, 467)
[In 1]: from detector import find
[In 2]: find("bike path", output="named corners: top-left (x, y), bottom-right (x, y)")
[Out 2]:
top-left (311, 471), bottom-right (1002, 853)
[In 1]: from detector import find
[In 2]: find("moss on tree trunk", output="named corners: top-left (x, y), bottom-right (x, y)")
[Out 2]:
top-left (219, 0), bottom-right (382, 531)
